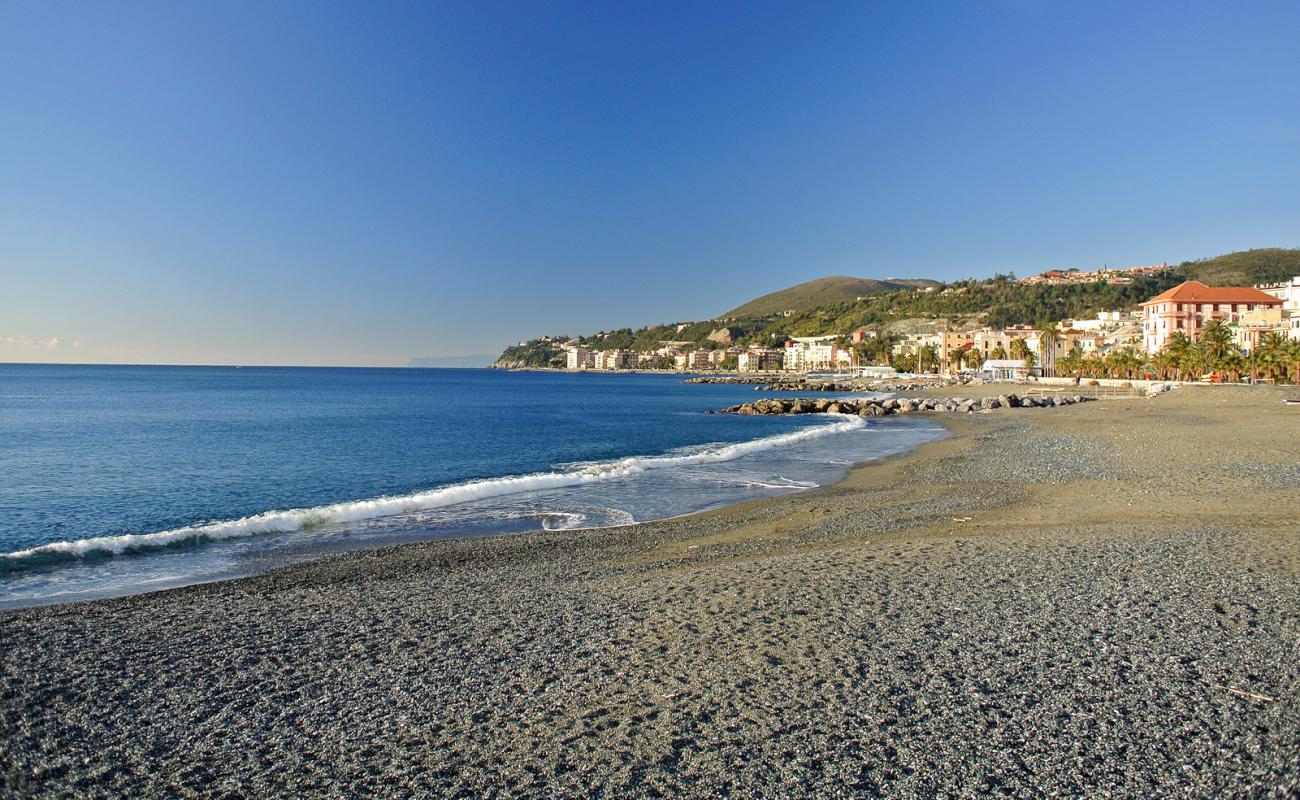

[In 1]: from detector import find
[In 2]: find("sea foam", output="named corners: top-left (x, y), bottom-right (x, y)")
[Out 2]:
top-left (2, 416), bottom-right (864, 565)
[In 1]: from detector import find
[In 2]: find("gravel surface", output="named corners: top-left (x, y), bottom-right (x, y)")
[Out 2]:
top-left (2, 385), bottom-right (1296, 798)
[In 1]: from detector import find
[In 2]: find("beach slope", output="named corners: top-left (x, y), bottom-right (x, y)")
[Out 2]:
top-left (2, 386), bottom-right (1297, 797)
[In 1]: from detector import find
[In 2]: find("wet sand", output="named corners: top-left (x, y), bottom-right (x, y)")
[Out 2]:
top-left (2, 385), bottom-right (1297, 797)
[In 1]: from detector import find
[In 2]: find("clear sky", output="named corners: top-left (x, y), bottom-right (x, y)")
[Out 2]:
top-left (2, 1), bottom-right (1298, 366)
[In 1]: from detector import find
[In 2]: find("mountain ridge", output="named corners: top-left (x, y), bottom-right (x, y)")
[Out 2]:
top-left (721, 275), bottom-right (941, 318)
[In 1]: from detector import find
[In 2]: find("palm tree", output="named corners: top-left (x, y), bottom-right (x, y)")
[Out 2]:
top-left (1008, 338), bottom-right (1029, 363)
top-left (918, 344), bottom-right (939, 375)
top-left (990, 344), bottom-right (1007, 361)
top-left (873, 331), bottom-right (902, 366)
top-left (1150, 349), bottom-right (1178, 380)
top-left (1287, 339), bottom-right (1300, 384)
top-left (967, 347), bottom-right (983, 371)
top-left (1022, 349), bottom-right (1037, 375)
top-left (1036, 322), bottom-right (1061, 377)
top-left (1218, 351), bottom-right (1247, 383)
top-left (1256, 332), bottom-right (1290, 382)
top-left (1162, 332), bottom-right (1192, 381)
top-left (948, 349), bottom-right (966, 374)
top-left (1197, 319), bottom-right (1235, 376)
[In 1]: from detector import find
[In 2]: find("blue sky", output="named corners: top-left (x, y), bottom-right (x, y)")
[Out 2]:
top-left (2, 1), bottom-right (1297, 366)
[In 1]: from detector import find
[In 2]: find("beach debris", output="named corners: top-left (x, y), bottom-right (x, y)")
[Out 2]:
top-left (1213, 685), bottom-right (1277, 703)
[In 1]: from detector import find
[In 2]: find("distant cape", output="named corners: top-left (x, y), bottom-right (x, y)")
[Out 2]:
top-left (408, 355), bottom-right (495, 368)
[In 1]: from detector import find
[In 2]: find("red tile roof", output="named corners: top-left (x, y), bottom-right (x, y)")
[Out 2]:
top-left (1141, 280), bottom-right (1282, 306)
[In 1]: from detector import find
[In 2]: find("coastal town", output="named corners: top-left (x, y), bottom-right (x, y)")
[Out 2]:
top-left (551, 271), bottom-right (1300, 383)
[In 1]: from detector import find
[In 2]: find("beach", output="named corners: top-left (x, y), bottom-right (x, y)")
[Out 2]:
top-left (2, 385), bottom-right (1296, 797)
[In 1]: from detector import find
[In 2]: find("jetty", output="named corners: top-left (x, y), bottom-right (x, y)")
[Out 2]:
top-left (708, 393), bottom-right (1091, 416)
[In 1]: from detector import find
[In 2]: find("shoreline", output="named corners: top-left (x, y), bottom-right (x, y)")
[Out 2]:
top-left (2, 384), bottom-right (1296, 796)
top-left (0, 411), bottom-right (946, 611)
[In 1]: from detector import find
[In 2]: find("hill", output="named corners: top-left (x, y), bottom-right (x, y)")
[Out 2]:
top-left (721, 275), bottom-right (940, 318)
top-left (493, 247), bottom-right (1299, 367)
top-left (1180, 248), bottom-right (1300, 286)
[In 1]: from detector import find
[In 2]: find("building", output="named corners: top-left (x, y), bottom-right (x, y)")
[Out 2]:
top-left (891, 333), bottom-right (941, 358)
top-left (737, 347), bottom-right (785, 372)
top-left (783, 336), bottom-right (847, 372)
top-left (1257, 276), bottom-right (1300, 312)
top-left (856, 365), bottom-right (898, 379)
top-left (938, 330), bottom-right (975, 371)
top-left (1257, 276), bottom-right (1300, 341)
top-left (1019, 264), bottom-right (1169, 286)
top-left (1064, 311), bottom-right (1128, 332)
top-left (966, 325), bottom-right (1071, 376)
top-left (1233, 307), bottom-right (1293, 352)
top-left (566, 347), bottom-right (594, 370)
top-left (708, 346), bottom-right (744, 367)
top-left (686, 350), bottom-right (714, 370)
top-left (980, 359), bottom-right (1028, 381)
top-left (594, 349), bottom-right (637, 370)
top-left (1141, 280), bottom-right (1283, 353)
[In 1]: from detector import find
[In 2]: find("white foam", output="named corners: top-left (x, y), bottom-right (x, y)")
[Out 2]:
top-left (3, 416), bottom-right (865, 562)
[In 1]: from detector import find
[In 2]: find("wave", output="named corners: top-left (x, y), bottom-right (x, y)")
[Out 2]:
top-left (1, 415), bottom-right (865, 568)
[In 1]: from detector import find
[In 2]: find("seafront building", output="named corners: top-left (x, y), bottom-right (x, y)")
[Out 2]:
top-left (1140, 280), bottom-right (1282, 353)
top-left (1256, 276), bottom-right (1300, 341)
top-left (566, 347), bottom-right (595, 370)
top-left (783, 336), bottom-right (850, 372)
top-left (1233, 307), bottom-right (1291, 352)
top-left (980, 359), bottom-right (1028, 380)
top-left (593, 349), bottom-right (637, 370)
top-left (686, 350), bottom-right (713, 370)
top-left (738, 347), bottom-right (784, 372)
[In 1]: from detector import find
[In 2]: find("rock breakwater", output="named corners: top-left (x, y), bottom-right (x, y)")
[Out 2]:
top-left (710, 393), bottom-right (1092, 416)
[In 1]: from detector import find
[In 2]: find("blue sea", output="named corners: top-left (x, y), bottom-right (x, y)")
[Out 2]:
top-left (0, 366), bottom-right (945, 607)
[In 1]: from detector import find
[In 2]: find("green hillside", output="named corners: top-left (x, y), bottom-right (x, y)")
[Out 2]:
top-left (494, 248), bottom-right (1299, 367)
top-left (720, 275), bottom-right (940, 318)
top-left (1180, 248), bottom-right (1300, 286)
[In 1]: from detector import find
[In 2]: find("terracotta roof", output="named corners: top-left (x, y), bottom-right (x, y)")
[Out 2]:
top-left (1141, 280), bottom-right (1282, 306)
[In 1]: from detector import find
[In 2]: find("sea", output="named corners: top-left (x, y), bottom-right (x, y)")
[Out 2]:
top-left (0, 365), bottom-right (945, 607)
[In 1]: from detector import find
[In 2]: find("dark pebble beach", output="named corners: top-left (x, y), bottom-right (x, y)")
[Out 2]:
top-left (2, 385), bottom-right (1296, 798)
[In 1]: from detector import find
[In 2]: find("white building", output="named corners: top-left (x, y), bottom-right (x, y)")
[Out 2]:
top-left (594, 349), bottom-right (637, 370)
top-left (566, 347), bottom-right (594, 370)
top-left (783, 336), bottom-right (848, 372)
top-left (1063, 311), bottom-right (1127, 332)
top-left (1257, 276), bottom-right (1300, 341)
top-left (1257, 276), bottom-right (1300, 312)
top-left (980, 359), bottom-right (1028, 381)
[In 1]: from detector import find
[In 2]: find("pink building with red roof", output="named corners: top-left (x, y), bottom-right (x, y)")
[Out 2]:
top-left (1140, 280), bottom-right (1281, 353)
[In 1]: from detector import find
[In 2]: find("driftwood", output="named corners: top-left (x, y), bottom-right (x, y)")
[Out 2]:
top-left (1213, 685), bottom-right (1277, 703)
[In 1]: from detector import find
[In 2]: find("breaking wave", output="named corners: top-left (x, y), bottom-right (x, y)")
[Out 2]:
top-left (1, 416), bottom-right (864, 568)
